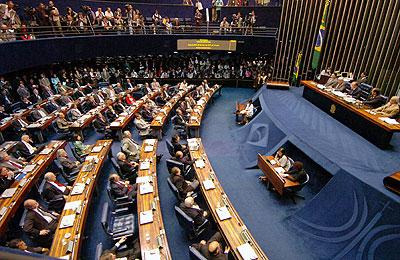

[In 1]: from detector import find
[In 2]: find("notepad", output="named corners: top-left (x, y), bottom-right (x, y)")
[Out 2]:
top-left (195, 159), bottom-right (205, 168)
top-left (140, 161), bottom-right (150, 170)
top-left (85, 156), bottom-right (97, 162)
top-left (22, 164), bottom-right (36, 173)
top-left (144, 145), bottom-right (154, 152)
top-left (145, 139), bottom-right (156, 145)
top-left (237, 243), bottom-right (258, 260)
top-left (140, 183), bottom-right (154, 195)
top-left (268, 159), bottom-right (277, 165)
top-left (143, 249), bottom-right (160, 260)
top-left (110, 122), bottom-right (120, 127)
top-left (379, 117), bottom-right (399, 125)
top-left (71, 183), bottom-right (85, 195)
top-left (203, 179), bottom-right (215, 190)
top-left (91, 146), bottom-right (103, 153)
top-left (59, 214), bottom-right (76, 229)
top-left (0, 207), bottom-right (7, 216)
top-left (140, 210), bottom-right (154, 225)
top-left (136, 176), bottom-right (152, 184)
top-left (274, 167), bottom-right (285, 174)
top-left (64, 200), bottom-right (82, 211)
top-left (1, 188), bottom-right (17, 198)
top-left (216, 206), bottom-right (231, 221)
top-left (28, 123), bottom-right (41, 128)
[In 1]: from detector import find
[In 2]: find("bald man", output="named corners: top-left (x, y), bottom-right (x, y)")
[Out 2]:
top-left (174, 151), bottom-right (195, 169)
top-left (179, 197), bottom-right (208, 226)
top-left (23, 199), bottom-right (60, 247)
top-left (192, 232), bottom-right (230, 260)
top-left (42, 172), bottom-right (71, 212)
top-left (15, 135), bottom-right (39, 160)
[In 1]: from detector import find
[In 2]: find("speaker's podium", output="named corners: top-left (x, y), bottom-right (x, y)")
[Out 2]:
top-left (266, 81), bottom-right (290, 90)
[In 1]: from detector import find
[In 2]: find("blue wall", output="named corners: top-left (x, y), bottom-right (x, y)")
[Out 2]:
top-left (0, 34), bottom-right (276, 75)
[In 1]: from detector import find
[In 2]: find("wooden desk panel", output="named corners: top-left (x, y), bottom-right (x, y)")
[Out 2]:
top-left (0, 140), bottom-right (66, 235)
top-left (188, 138), bottom-right (268, 260)
top-left (0, 141), bottom-right (18, 153)
top-left (257, 155), bottom-right (299, 196)
top-left (151, 86), bottom-right (194, 140)
top-left (49, 139), bottom-right (112, 259)
top-left (302, 80), bottom-right (400, 148)
top-left (137, 139), bottom-right (171, 259)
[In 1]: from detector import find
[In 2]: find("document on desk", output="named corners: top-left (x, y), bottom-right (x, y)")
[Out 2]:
top-left (110, 122), bottom-right (120, 127)
top-left (195, 159), bottom-right (205, 168)
top-left (22, 164), bottom-right (36, 173)
top-left (59, 214), bottom-right (76, 229)
top-left (1, 188), bottom-right (17, 198)
top-left (144, 145), bottom-right (154, 152)
top-left (136, 176), bottom-right (152, 184)
top-left (140, 183), bottom-right (154, 195)
top-left (203, 179), bottom-right (215, 190)
top-left (268, 159), bottom-right (277, 165)
top-left (91, 146), bottom-right (103, 153)
top-left (140, 210), bottom-right (154, 225)
top-left (140, 161), bottom-right (151, 170)
top-left (85, 155), bottom-right (98, 162)
top-left (145, 139), bottom-right (156, 145)
top-left (64, 200), bottom-right (82, 211)
top-left (71, 183), bottom-right (85, 195)
top-left (143, 249), bottom-right (160, 260)
top-left (379, 117), bottom-right (399, 125)
top-left (39, 148), bottom-right (53, 155)
top-left (274, 167), bottom-right (285, 174)
top-left (216, 206), bottom-right (232, 221)
top-left (237, 243), bottom-right (258, 260)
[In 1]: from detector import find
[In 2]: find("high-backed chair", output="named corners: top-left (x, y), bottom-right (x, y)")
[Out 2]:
top-left (106, 181), bottom-right (133, 209)
top-left (166, 159), bottom-right (192, 179)
top-left (166, 140), bottom-right (175, 157)
top-left (175, 206), bottom-right (209, 240)
top-left (110, 157), bottom-right (122, 176)
top-left (101, 202), bottom-right (136, 241)
top-left (54, 159), bottom-right (79, 185)
top-left (167, 177), bottom-right (184, 201)
top-left (189, 246), bottom-right (207, 260)
top-left (286, 173), bottom-right (310, 204)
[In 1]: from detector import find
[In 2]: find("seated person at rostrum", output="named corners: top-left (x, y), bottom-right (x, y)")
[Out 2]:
top-left (371, 96), bottom-right (399, 118)
top-left (363, 88), bottom-right (386, 108)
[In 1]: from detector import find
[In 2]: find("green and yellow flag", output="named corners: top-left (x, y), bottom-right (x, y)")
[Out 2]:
top-left (292, 51), bottom-right (302, 84)
top-left (312, 0), bottom-right (330, 70)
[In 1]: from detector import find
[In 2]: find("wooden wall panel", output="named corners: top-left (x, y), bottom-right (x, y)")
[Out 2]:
top-left (273, 0), bottom-right (400, 96)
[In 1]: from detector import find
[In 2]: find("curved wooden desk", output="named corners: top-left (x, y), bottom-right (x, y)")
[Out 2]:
top-left (49, 139), bottom-right (112, 259)
top-left (0, 140), bottom-right (66, 236)
top-left (137, 139), bottom-right (171, 259)
top-left (188, 138), bottom-right (268, 260)
top-left (150, 85), bottom-right (194, 140)
top-left (187, 84), bottom-right (221, 137)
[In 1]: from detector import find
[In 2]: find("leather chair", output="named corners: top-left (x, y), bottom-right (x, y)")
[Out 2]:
top-left (111, 157), bottom-right (122, 176)
top-left (175, 206), bottom-right (209, 240)
top-left (167, 177), bottom-right (184, 201)
top-left (286, 173), bottom-right (310, 204)
top-left (101, 202), bottom-right (136, 241)
top-left (106, 180), bottom-right (134, 209)
top-left (166, 159), bottom-right (191, 178)
top-left (37, 178), bottom-right (65, 213)
top-left (54, 159), bottom-right (79, 185)
top-left (189, 246), bottom-right (207, 260)
top-left (166, 140), bottom-right (175, 157)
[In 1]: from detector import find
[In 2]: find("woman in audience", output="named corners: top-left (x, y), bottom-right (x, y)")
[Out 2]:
top-left (371, 96), bottom-right (400, 118)
top-left (72, 135), bottom-right (91, 157)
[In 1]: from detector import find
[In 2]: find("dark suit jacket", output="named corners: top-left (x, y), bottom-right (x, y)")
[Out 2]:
top-left (15, 141), bottom-right (36, 159)
top-left (93, 117), bottom-right (108, 132)
top-left (23, 207), bottom-right (58, 237)
top-left (179, 202), bottom-right (205, 226)
top-left (105, 109), bottom-right (118, 122)
top-left (0, 176), bottom-right (14, 192)
top-left (31, 109), bottom-right (47, 121)
top-left (287, 168), bottom-right (307, 183)
top-left (173, 115), bottom-right (186, 127)
top-left (364, 95), bottom-right (386, 109)
top-left (110, 181), bottom-right (133, 198)
top-left (117, 160), bottom-right (137, 180)
top-left (42, 181), bottom-right (68, 202)
top-left (59, 156), bottom-right (80, 174)
top-left (172, 175), bottom-right (194, 197)
top-left (348, 87), bottom-right (362, 100)
top-left (0, 111), bottom-right (10, 120)
top-left (192, 232), bottom-right (227, 260)
top-left (114, 103), bottom-right (126, 114)
top-left (44, 102), bottom-right (58, 113)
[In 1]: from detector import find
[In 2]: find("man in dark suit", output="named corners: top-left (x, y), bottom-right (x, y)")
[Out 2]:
top-left (12, 115), bottom-right (29, 132)
top-left (0, 152), bottom-right (25, 174)
top-left (93, 113), bottom-right (113, 138)
top-left (363, 88), bottom-right (386, 108)
top-left (57, 149), bottom-right (81, 174)
top-left (109, 174), bottom-right (137, 200)
top-left (282, 161), bottom-right (307, 184)
top-left (347, 82), bottom-right (362, 100)
top-left (171, 167), bottom-right (199, 198)
top-left (175, 151), bottom-right (195, 169)
top-left (191, 232), bottom-right (230, 260)
top-left (42, 172), bottom-right (71, 212)
top-left (100, 236), bottom-right (140, 260)
top-left (179, 196), bottom-right (208, 226)
top-left (141, 103), bottom-right (154, 122)
top-left (116, 152), bottom-right (138, 182)
top-left (30, 104), bottom-right (48, 121)
top-left (0, 105), bottom-right (10, 120)
top-left (173, 109), bottom-right (187, 127)
top-left (7, 238), bottom-right (49, 254)
top-left (15, 135), bottom-right (40, 160)
top-left (23, 199), bottom-right (60, 247)
top-left (44, 100), bottom-right (60, 113)
top-left (0, 166), bottom-right (15, 192)
top-left (105, 105), bottom-right (118, 122)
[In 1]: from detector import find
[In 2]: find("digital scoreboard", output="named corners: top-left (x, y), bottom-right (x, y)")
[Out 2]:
top-left (177, 39), bottom-right (237, 51)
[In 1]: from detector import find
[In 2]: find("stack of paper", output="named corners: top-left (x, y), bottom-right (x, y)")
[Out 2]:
top-left (1, 188), bottom-right (17, 198)
top-left (140, 161), bottom-right (151, 170)
top-left (145, 139), bottom-right (156, 145)
top-left (195, 159), bottom-right (205, 168)
top-left (379, 117), bottom-right (399, 125)
top-left (237, 243), bottom-right (258, 260)
top-left (140, 183), bottom-right (154, 195)
top-left (268, 159), bottom-right (277, 165)
top-left (216, 206), bottom-right (232, 221)
top-left (71, 183), bottom-right (85, 195)
top-left (274, 167), bottom-right (285, 174)
top-left (91, 146), bottom-right (103, 153)
top-left (143, 249), bottom-right (160, 260)
top-left (64, 200), bottom-right (82, 211)
top-left (40, 148), bottom-right (52, 155)
top-left (59, 214), bottom-right (76, 228)
top-left (136, 176), bottom-right (152, 184)
top-left (203, 179), bottom-right (215, 190)
top-left (110, 122), bottom-right (120, 127)
top-left (144, 145), bottom-right (154, 152)
top-left (140, 210), bottom-right (154, 225)
top-left (22, 165), bottom-right (36, 173)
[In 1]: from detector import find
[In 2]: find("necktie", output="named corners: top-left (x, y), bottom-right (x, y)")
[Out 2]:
top-left (9, 160), bottom-right (22, 169)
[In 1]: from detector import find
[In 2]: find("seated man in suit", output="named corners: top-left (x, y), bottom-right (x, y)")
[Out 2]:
top-left (16, 135), bottom-right (40, 160)
top-left (141, 103), bottom-right (154, 122)
top-left (363, 88), bottom-right (386, 109)
top-left (174, 109), bottom-right (187, 128)
top-left (12, 115), bottom-right (29, 132)
top-left (100, 236), bottom-right (140, 260)
top-left (42, 172), bottom-right (71, 213)
top-left (280, 161), bottom-right (307, 184)
top-left (0, 105), bottom-right (10, 120)
top-left (114, 99), bottom-right (127, 114)
top-left (93, 113), bottom-right (113, 138)
top-left (56, 149), bottom-right (81, 174)
top-left (7, 238), bottom-right (49, 254)
top-left (121, 131), bottom-right (140, 162)
top-left (23, 199), bottom-right (60, 247)
top-left (324, 73), bottom-right (339, 89)
top-left (134, 114), bottom-right (152, 138)
top-left (0, 166), bottom-right (15, 192)
top-left (105, 105), bottom-right (119, 122)
top-left (55, 113), bottom-right (72, 132)
top-left (0, 152), bottom-right (25, 174)
top-left (67, 103), bottom-right (82, 121)
top-left (31, 104), bottom-right (49, 121)
top-left (171, 134), bottom-right (188, 155)
top-left (109, 174), bottom-right (137, 200)
top-left (345, 82), bottom-right (362, 100)
top-left (44, 99), bottom-right (60, 113)
top-left (180, 196), bottom-right (208, 226)
top-left (192, 232), bottom-right (230, 260)
top-left (174, 151), bottom-right (195, 169)
top-left (116, 152), bottom-right (138, 182)
top-left (171, 167), bottom-right (199, 198)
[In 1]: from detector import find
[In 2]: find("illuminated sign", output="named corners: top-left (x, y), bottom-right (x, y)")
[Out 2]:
top-left (177, 39), bottom-right (237, 51)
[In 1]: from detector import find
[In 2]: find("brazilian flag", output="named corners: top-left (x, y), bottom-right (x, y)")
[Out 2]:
top-left (292, 51), bottom-right (302, 85)
top-left (312, 0), bottom-right (330, 70)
